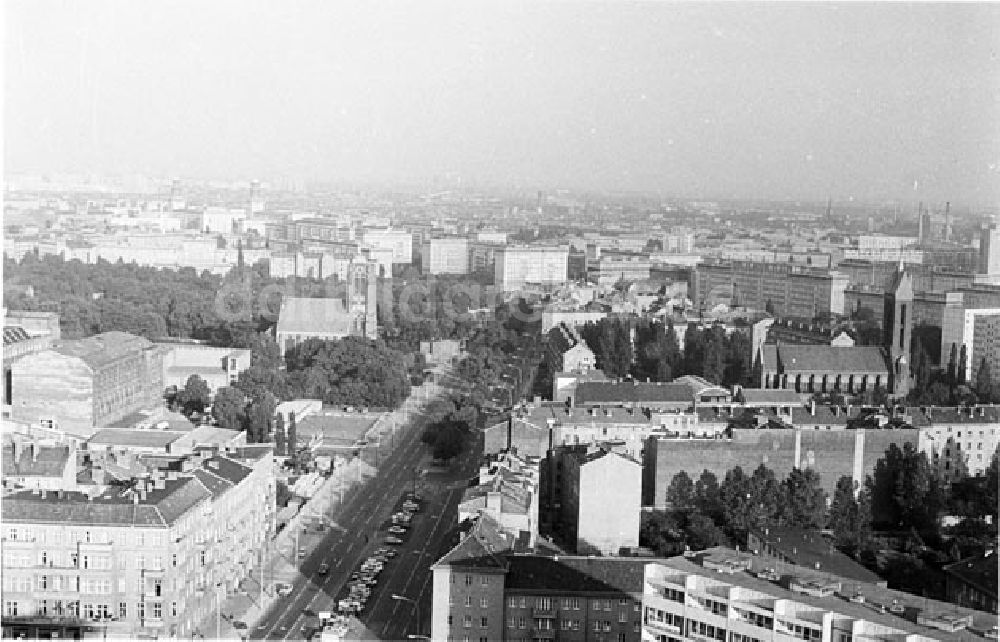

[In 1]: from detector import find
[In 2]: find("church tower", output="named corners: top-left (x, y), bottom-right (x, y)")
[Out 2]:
top-left (883, 268), bottom-right (913, 397)
top-left (347, 253), bottom-right (379, 339)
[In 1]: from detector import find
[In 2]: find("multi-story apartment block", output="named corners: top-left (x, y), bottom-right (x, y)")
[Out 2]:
top-left (979, 223), bottom-right (1000, 277)
top-left (642, 549), bottom-right (995, 642)
top-left (553, 447), bottom-right (642, 555)
top-left (912, 405), bottom-right (1000, 481)
top-left (938, 308), bottom-right (1000, 382)
top-left (695, 259), bottom-right (849, 319)
top-left (495, 245), bottom-right (569, 291)
top-left (0, 448), bottom-right (274, 640)
top-left (10, 332), bottom-right (167, 440)
top-left (361, 227), bottom-right (413, 265)
top-left (431, 519), bottom-right (647, 642)
top-left (588, 251), bottom-right (652, 287)
top-left (422, 238), bottom-right (470, 275)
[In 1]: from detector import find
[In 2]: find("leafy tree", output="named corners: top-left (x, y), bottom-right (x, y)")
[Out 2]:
top-left (780, 468), bottom-right (827, 530)
top-left (947, 343), bottom-right (958, 385)
top-left (685, 513), bottom-right (727, 550)
top-left (212, 387), bottom-right (246, 431)
top-left (287, 412), bottom-right (297, 458)
top-left (432, 423), bottom-right (464, 462)
top-left (694, 469), bottom-right (723, 520)
top-left (177, 375), bottom-right (211, 417)
top-left (870, 442), bottom-right (944, 534)
top-left (958, 344), bottom-right (968, 386)
top-left (975, 357), bottom-right (995, 404)
top-left (639, 511), bottom-right (685, 557)
top-left (275, 413), bottom-right (287, 456)
top-left (244, 391), bottom-right (276, 444)
top-left (666, 471), bottom-right (696, 511)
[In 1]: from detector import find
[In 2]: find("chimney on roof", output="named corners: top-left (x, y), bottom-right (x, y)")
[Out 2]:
top-left (30, 443), bottom-right (37, 462)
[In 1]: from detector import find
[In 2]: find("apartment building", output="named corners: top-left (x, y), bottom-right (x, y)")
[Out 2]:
top-left (3, 310), bottom-right (60, 409)
top-left (431, 518), bottom-right (647, 642)
top-left (642, 549), bottom-right (996, 642)
top-left (912, 405), bottom-right (1000, 481)
top-left (0, 449), bottom-right (274, 640)
top-left (588, 251), bottom-right (652, 287)
top-left (10, 332), bottom-right (167, 439)
top-left (422, 238), bottom-right (470, 275)
top-left (553, 447), bottom-right (642, 555)
top-left (694, 259), bottom-right (849, 319)
top-left (495, 245), bottom-right (569, 291)
top-left (361, 227), bottom-right (413, 264)
top-left (459, 451), bottom-right (541, 547)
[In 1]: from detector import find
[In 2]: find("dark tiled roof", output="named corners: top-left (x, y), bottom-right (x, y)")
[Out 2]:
top-left (575, 381), bottom-right (692, 404)
top-left (908, 405), bottom-right (1000, 425)
top-left (944, 552), bottom-right (999, 598)
top-left (749, 526), bottom-right (883, 584)
top-left (192, 469), bottom-right (234, 497)
top-left (2, 477), bottom-right (210, 527)
top-left (505, 555), bottom-right (648, 595)
top-left (200, 456), bottom-right (252, 486)
top-left (2, 445), bottom-right (71, 477)
top-left (433, 518), bottom-right (511, 571)
top-left (776, 345), bottom-right (888, 374)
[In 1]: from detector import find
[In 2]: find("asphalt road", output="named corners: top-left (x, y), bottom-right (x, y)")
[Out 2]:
top-left (251, 379), bottom-right (479, 641)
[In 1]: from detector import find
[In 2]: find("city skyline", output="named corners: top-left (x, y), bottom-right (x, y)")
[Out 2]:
top-left (6, 1), bottom-right (1000, 205)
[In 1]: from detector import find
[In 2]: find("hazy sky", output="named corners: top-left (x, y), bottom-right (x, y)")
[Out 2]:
top-left (5, 1), bottom-right (999, 203)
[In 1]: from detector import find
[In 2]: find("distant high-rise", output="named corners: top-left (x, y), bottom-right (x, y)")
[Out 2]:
top-left (169, 178), bottom-right (183, 211)
top-left (249, 179), bottom-right (265, 214)
top-left (979, 223), bottom-right (1000, 276)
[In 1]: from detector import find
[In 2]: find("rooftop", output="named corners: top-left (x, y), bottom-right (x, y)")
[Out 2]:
top-left (88, 429), bottom-right (188, 449)
top-left (2, 444), bottom-right (71, 478)
top-left (505, 555), bottom-right (649, 595)
top-left (49, 331), bottom-right (155, 369)
top-left (276, 297), bottom-right (355, 336)
top-left (767, 344), bottom-right (889, 374)
top-left (749, 526), bottom-right (884, 585)
top-left (2, 477), bottom-right (211, 527)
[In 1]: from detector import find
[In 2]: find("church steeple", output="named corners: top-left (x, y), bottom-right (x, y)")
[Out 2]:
top-left (883, 268), bottom-right (913, 397)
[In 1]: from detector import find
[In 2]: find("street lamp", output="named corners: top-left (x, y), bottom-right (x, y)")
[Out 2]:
top-left (391, 594), bottom-right (421, 637)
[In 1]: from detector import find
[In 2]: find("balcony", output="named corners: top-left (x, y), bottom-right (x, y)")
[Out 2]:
top-left (531, 628), bottom-right (556, 638)
top-left (645, 619), bottom-right (682, 635)
top-left (532, 607), bottom-right (556, 618)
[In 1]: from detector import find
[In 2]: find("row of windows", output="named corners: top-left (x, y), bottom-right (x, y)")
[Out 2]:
top-left (506, 596), bottom-right (631, 611)
top-left (3, 600), bottom-right (176, 620)
top-left (6, 528), bottom-right (165, 546)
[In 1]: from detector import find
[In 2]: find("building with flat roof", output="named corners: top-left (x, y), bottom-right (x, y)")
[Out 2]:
top-left (10, 332), bottom-right (166, 439)
top-left (157, 342), bottom-right (251, 392)
top-left (588, 250), bottom-right (652, 287)
top-left (695, 258), bottom-right (849, 319)
top-left (911, 405), bottom-right (1000, 481)
top-left (361, 227), bottom-right (413, 264)
top-left (642, 548), bottom-right (996, 642)
top-left (422, 237), bottom-right (470, 275)
top-left (495, 245), bottom-right (570, 291)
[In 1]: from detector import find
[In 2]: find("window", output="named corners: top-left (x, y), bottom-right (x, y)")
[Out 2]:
top-left (508, 597), bottom-right (518, 608)
top-left (518, 616), bottom-right (526, 629)
top-left (464, 615), bottom-right (472, 628)
top-left (465, 575), bottom-right (473, 586)
top-left (119, 602), bottom-right (127, 619)
top-left (5, 602), bottom-right (17, 617)
top-left (480, 617), bottom-right (488, 628)
top-left (618, 635), bottom-right (627, 642)
top-left (508, 616), bottom-right (516, 628)
top-left (172, 554), bottom-right (177, 568)
top-left (619, 598), bottom-right (628, 607)
top-left (152, 602), bottom-right (162, 619)
top-left (171, 602), bottom-right (177, 617)
top-left (465, 596), bottom-right (472, 608)
top-left (153, 580), bottom-right (162, 597)
top-left (39, 576), bottom-right (48, 590)
top-left (619, 610), bottom-right (628, 623)
top-left (520, 597), bottom-right (527, 608)
top-left (136, 555), bottom-right (145, 570)
top-left (480, 576), bottom-right (489, 586)
top-left (536, 597), bottom-right (552, 610)
top-left (480, 596), bottom-right (488, 608)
